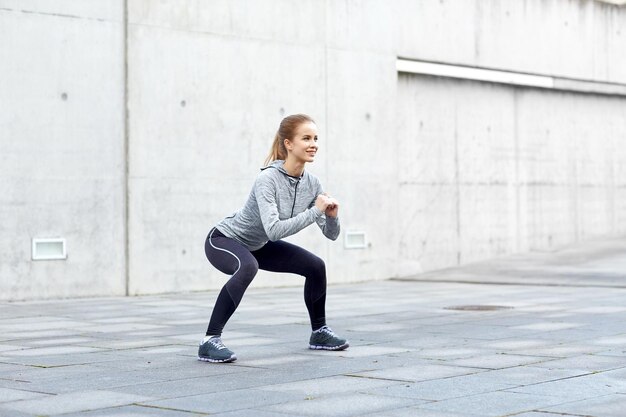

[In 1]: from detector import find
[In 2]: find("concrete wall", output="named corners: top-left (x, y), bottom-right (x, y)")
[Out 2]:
top-left (396, 75), bottom-right (626, 274)
top-left (2, 0), bottom-right (626, 300)
top-left (0, 1), bottom-right (126, 299)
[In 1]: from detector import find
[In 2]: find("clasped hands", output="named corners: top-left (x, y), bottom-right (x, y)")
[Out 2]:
top-left (315, 193), bottom-right (339, 218)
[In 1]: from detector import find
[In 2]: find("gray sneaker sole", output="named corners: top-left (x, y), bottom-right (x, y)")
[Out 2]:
top-left (197, 354), bottom-right (237, 363)
top-left (309, 342), bottom-right (349, 351)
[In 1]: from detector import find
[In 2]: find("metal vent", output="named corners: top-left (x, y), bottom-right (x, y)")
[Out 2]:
top-left (344, 231), bottom-right (367, 249)
top-left (32, 238), bottom-right (67, 261)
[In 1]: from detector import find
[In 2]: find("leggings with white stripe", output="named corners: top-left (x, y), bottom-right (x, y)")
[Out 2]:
top-left (204, 227), bottom-right (327, 336)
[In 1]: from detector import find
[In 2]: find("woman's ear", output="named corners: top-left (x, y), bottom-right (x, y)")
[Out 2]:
top-left (283, 138), bottom-right (292, 152)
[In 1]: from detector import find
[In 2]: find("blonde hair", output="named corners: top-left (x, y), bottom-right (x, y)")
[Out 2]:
top-left (264, 114), bottom-right (315, 166)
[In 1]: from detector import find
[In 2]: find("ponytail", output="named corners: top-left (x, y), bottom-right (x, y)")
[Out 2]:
top-left (264, 132), bottom-right (287, 166)
top-left (264, 113), bottom-right (315, 166)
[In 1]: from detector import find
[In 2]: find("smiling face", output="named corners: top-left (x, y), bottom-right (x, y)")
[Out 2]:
top-left (284, 121), bottom-right (319, 164)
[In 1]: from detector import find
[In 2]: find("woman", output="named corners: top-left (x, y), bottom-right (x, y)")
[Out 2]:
top-left (199, 114), bottom-right (349, 363)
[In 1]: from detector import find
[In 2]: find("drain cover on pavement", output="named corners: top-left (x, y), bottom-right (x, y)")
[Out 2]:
top-left (444, 305), bottom-right (513, 311)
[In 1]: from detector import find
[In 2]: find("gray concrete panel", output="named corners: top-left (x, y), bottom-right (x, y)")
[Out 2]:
top-left (395, 72), bottom-right (626, 277)
top-left (0, 4), bottom-right (126, 300)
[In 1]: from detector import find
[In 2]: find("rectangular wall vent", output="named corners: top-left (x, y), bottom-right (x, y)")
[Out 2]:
top-left (344, 231), bottom-right (367, 249)
top-left (32, 238), bottom-right (67, 261)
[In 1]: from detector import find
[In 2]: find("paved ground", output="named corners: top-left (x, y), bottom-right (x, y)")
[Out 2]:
top-left (1, 239), bottom-right (625, 417)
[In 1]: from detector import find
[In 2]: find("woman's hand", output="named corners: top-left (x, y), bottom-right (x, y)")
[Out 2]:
top-left (322, 193), bottom-right (339, 218)
top-left (315, 194), bottom-right (332, 213)
top-left (315, 194), bottom-right (340, 217)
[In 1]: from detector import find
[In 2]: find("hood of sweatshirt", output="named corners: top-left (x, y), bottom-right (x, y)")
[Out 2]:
top-left (260, 160), bottom-right (304, 179)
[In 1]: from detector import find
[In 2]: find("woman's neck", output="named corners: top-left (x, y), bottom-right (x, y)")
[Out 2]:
top-left (282, 158), bottom-right (305, 177)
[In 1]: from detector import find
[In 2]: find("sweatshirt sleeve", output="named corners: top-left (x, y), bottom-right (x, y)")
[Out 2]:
top-left (313, 179), bottom-right (341, 241)
top-left (255, 175), bottom-right (323, 241)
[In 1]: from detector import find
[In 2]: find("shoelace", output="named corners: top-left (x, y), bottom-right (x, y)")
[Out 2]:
top-left (208, 337), bottom-right (227, 350)
top-left (318, 326), bottom-right (335, 337)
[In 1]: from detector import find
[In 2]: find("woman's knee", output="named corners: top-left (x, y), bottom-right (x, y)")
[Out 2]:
top-left (240, 259), bottom-right (259, 277)
top-left (307, 255), bottom-right (326, 279)
top-left (234, 258), bottom-right (259, 287)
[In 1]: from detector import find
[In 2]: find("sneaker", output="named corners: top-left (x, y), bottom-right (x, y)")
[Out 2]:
top-left (198, 336), bottom-right (237, 363)
top-left (309, 326), bottom-right (349, 351)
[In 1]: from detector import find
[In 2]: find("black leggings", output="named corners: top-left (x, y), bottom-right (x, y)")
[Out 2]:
top-left (204, 227), bottom-right (327, 336)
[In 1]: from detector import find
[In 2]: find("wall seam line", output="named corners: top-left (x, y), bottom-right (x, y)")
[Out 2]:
top-left (123, 0), bottom-right (130, 297)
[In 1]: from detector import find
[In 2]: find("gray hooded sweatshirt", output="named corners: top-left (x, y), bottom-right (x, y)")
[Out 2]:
top-left (215, 160), bottom-right (340, 251)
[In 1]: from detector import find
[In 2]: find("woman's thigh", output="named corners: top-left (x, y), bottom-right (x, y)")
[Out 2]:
top-left (252, 240), bottom-right (324, 276)
top-left (205, 228), bottom-right (257, 275)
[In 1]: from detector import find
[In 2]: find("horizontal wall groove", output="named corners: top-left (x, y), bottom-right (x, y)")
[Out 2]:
top-left (0, 7), bottom-right (115, 23)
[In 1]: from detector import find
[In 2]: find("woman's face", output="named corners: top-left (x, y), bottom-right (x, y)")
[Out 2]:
top-left (286, 122), bottom-right (318, 163)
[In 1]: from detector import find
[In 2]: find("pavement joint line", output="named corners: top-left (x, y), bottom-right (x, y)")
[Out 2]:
top-left (520, 411), bottom-right (592, 417)
top-left (0, 386), bottom-right (52, 395)
top-left (344, 374), bottom-right (412, 383)
top-left (507, 371), bottom-right (599, 388)
top-left (393, 278), bottom-right (626, 289)
top-left (490, 353), bottom-right (565, 360)
top-left (0, 377), bottom-right (31, 382)
top-left (516, 394), bottom-right (619, 417)
top-left (126, 403), bottom-right (206, 415)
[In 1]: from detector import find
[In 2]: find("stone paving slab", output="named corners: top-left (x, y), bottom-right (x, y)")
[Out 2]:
top-left (399, 237), bottom-right (626, 288)
top-left (142, 388), bottom-right (304, 414)
top-left (261, 392), bottom-right (425, 417)
top-left (347, 363), bottom-right (489, 383)
top-left (362, 372), bottom-right (518, 401)
top-left (456, 365), bottom-right (592, 387)
top-left (531, 353), bottom-right (626, 372)
top-left (413, 390), bottom-right (573, 417)
top-left (503, 371), bottom-right (626, 402)
top-left (0, 390), bottom-right (154, 416)
top-left (364, 409), bottom-right (484, 417)
top-left (261, 375), bottom-right (406, 397)
top-left (0, 351), bottom-right (125, 368)
top-left (0, 238), bottom-right (625, 416)
top-left (539, 393), bottom-right (626, 417)
top-left (0, 387), bottom-right (47, 402)
top-left (58, 404), bottom-right (211, 417)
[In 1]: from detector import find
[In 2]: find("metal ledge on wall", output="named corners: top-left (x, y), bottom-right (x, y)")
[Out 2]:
top-left (397, 58), bottom-right (626, 97)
